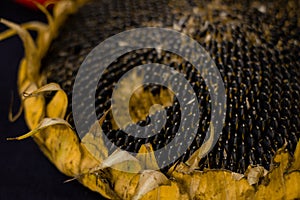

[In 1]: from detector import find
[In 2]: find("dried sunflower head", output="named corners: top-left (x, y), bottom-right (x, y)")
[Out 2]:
top-left (1, 0), bottom-right (300, 199)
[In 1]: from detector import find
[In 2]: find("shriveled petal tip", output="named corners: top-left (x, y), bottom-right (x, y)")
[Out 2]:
top-left (0, 18), bottom-right (10, 41)
top-left (33, 1), bottom-right (54, 29)
top-left (185, 124), bottom-right (216, 170)
top-left (7, 118), bottom-right (72, 140)
top-left (136, 144), bottom-right (160, 170)
top-left (8, 91), bottom-right (24, 122)
top-left (23, 82), bottom-right (63, 97)
top-left (0, 18), bottom-right (37, 49)
top-left (245, 166), bottom-right (268, 185)
top-left (95, 149), bottom-right (141, 173)
top-left (133, 170), bottom-right (170, 200)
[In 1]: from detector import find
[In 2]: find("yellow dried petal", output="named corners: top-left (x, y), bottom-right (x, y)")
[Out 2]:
top-left (7, 118), bottom-right (71, 140)
top-left (136, 144), bottom-right (160, 170)
top-left (284, 171), bottom-right (300, 199)
top-left (140, 181), bottom-right (187, 200)
top-left (133, 170), bottom-right (171, 200)
top-left (81, 121), bottom-right (109, 163)
top-left (290, 139), bottom-right (300, 171)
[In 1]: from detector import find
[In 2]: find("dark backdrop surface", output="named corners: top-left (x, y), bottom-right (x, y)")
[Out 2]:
top-left (0, 1), bottom-right (102, 199)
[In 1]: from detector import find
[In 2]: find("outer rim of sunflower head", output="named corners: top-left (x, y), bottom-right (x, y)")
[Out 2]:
top-left (1, 0), bottom-right (300, 199)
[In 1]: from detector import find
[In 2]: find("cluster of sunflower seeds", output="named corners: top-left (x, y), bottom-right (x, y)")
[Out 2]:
top-left (42, 0), bottom-right (299, 174)
top-left (177, 0), bottom-right (300, 173)
top-left (99, 52), bottom-right (211, 170)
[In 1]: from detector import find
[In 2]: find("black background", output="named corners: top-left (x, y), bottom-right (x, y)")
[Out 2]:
top-left (0, 0), bottom-right (103, 199)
